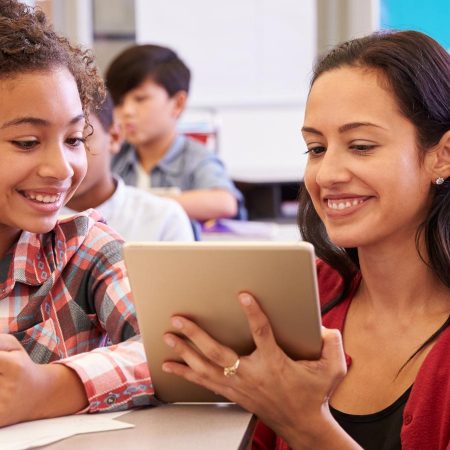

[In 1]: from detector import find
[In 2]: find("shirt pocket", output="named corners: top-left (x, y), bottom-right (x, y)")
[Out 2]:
top-left (12, 318), bottom-right (61, 364)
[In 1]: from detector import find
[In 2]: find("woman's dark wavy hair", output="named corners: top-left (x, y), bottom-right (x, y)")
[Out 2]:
top-left (299, 30), bottom-right (450, 312)
top-left (0, 0), bottom-right (104, 123)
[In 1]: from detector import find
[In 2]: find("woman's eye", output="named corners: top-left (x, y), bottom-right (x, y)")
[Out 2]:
top-left (350, 144), bottom-right (377, 152)
top-left (134, 95), bottom-right (148, 102)
top-left (305, 146), bottom-right (326, 156)
top-left (11, 140), bottom-right (38, 150)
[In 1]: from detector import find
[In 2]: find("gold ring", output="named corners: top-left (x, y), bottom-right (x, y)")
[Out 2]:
top-left (223, 358), bottom-right (240, 377)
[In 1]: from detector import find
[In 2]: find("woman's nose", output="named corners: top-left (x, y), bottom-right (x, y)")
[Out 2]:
top-left (315, 147), bottom-right (352, 187)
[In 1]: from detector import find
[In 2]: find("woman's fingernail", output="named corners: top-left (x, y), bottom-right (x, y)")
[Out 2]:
top-left (162, 364), bottom-right (172, 373)
top-left (164, 335), bottom-right (176, 348)
top-left (239, 294), bottom-right (252, 306)
top-left (171, 318), bottom-right (183, 329)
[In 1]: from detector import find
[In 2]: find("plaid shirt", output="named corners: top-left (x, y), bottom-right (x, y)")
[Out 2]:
top-left (0, 210), bottom-right (157, 413)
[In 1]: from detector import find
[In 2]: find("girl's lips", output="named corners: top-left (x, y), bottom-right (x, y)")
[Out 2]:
top-left (18, 189), bottom-right (66, 213)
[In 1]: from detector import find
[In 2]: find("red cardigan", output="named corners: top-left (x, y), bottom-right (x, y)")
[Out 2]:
top-left (253, 261), bottom-right (450, 450)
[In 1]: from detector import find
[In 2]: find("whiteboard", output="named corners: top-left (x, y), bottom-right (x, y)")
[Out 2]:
top-left (135, 0), bottom-right (316, 107)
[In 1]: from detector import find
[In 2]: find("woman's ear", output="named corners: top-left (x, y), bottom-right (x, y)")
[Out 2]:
top-left (429, 130), bottom-right (450, 181)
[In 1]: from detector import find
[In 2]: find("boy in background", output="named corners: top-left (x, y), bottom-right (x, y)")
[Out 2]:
top-left (62, 93), bottom-right (194, 241)
top-left (105, 44), bottom-right (246, 221)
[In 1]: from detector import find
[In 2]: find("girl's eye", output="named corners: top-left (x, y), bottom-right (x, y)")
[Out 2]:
top-left (304, 146), bottom-right (326, 156)
top-left (134, 95), bottom-right (148, 102)
top-left (66, 137), bottom-right (86, 147)
top-left (11, 140), bottom-right (39, 150)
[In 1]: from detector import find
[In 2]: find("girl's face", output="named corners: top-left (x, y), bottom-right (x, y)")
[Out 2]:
top-left (0, 68), bottom-right (86, 243)
top-left (303, 67), bottom-right (434, 250)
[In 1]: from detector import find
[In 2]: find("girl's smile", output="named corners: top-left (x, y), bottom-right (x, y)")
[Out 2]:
top-left (0, 68), bottom-right (86, 246)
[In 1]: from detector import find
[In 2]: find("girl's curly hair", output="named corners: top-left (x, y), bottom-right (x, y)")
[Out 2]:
top-left (0, 0), bottom-right (104, 118)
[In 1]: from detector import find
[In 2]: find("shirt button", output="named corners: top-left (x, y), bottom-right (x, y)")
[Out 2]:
top-left (106, 394), bottom-right (117, 405)
top-left (404, 414), bottom-right (413, 425)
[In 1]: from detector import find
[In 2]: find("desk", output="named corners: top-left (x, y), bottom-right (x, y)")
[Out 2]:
top-left (43, 404), bottom-right (256, 450)
top-left (235, 180), bottom-right (301, 221)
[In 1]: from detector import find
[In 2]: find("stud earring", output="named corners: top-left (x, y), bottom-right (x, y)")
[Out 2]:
top-left (435, 176), bottom-right (445, 185)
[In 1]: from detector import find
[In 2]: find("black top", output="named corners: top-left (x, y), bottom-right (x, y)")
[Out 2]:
top-left (330, 386), bottom-right (412, 450)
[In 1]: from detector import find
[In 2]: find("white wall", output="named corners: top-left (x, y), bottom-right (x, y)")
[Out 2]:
top-left (135, 0), bottom-right (316, 182)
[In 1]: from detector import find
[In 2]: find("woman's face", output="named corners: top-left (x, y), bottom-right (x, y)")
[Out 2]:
top-left (0, 68), bottom-right (86, 244)
top-left (302, 66), bottom-right (434, 250)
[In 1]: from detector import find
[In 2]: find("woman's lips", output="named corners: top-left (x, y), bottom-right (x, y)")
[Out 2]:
top-left (324, 196), bottom-right (372, 216)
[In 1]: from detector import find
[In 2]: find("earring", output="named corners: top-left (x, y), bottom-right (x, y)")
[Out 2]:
top-left (435, 176), bottom-right (445, 185)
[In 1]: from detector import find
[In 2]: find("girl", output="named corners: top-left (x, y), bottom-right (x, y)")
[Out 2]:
top-left (0, 0), bottom-right (155, 426)
top-left (161, 31), bottom-right (450, 449)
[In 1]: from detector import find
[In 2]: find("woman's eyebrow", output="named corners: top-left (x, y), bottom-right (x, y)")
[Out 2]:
top-left (301, 122), bottom-right (386, 136)
top-left (338, 122), bottom-right (386, 133)
top-left (301, 126), bottom-right (323, 136)
top-left (0, 113), bottom-right (85, 129)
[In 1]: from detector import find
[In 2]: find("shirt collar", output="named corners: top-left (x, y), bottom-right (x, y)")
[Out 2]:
top-left (119, 135), bottom-right (187, 177)
top-left (0, 230), bottom-right (60, 296)
top-left (0, 211), bottom-right (101, 297)
top-left (154, 134), bottom-right (186, 176)
top-left (116, 142), bottom-right (139, 173)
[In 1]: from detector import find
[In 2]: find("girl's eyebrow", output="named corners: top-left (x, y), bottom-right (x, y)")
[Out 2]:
top-left (0, 113), bottom-right (85, 129)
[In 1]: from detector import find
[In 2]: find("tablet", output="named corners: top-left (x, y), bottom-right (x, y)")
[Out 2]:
top-left (123, 241), bottom-right (322, 403)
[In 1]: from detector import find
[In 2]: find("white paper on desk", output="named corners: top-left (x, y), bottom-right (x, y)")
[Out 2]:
top-left (0, 411), bottom-right (134, 450)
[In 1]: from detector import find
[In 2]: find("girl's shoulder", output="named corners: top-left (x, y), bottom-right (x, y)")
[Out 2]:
top-left (54, 209), bottom-right (124, 264)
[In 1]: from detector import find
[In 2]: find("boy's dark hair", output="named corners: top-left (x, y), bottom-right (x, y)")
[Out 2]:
top-left (0, 0), bottom-right (104, 121)
top-left (93, 91), bottom-right (114, 133)
top-left (105, 44), bottom-right (190, 105)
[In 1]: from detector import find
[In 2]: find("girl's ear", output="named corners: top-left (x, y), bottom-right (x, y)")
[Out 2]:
top-left (429, 130), bottom-right (450, 181)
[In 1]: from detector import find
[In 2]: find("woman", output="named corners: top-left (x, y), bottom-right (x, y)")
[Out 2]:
top-left (161, 30), bottom-right (450, 449)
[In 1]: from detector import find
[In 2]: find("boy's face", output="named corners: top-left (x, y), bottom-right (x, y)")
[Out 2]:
top-left (0, 68), bottom-right (86, 244)
top-left (114, 78), bottom-right (185, 148)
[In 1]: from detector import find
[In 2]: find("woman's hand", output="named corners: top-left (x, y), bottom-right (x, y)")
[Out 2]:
top-left (162, 292), bottom-right (349, 447)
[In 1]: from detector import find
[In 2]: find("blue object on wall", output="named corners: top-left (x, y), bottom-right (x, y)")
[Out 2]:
top-left (381, 0), bottom-right (450, 50)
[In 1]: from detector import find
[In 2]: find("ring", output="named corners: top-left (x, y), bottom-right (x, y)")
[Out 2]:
top-left (223, 358), bottom-right (240, 377)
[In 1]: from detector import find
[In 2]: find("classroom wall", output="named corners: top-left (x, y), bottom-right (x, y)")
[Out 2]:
top-left (135, 0), bottom-right (316, 182)
top-left (38, 0), bottom-right (379, 182)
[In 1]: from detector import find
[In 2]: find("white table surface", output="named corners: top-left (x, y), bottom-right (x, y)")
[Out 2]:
top-left (42, 404), bottom-right (256, 450)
